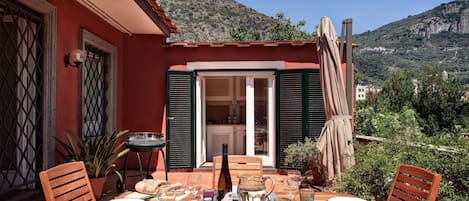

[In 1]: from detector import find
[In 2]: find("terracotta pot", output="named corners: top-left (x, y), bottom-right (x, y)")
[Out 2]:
top-left (310, 167), bottom-right (326, 185)
top-left (304, 167), bottom-right (326, 186)
top-left (90, 176), bottom-right (107, 198)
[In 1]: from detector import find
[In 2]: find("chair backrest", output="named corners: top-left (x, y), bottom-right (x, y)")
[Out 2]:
top-left (387, 164), bottom-right (442, 201)
top-left (212, 155), bottom-right (263, 188)
top-left (39, 161), bottom-right (96, 201)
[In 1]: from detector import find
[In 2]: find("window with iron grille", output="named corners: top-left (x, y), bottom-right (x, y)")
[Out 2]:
top-left (0, 0), bottom-right (43, 193)
top-left (81, 44), bottom-right (109, 137)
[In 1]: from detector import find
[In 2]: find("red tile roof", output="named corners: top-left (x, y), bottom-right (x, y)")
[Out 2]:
top-left (147, 0), bottom-right (177, 33)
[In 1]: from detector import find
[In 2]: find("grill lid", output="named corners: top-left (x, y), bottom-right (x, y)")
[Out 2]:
top-left (127, 132), bottom-right (165, 147)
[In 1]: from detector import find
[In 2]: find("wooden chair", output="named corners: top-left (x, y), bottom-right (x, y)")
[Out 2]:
top-left (387, 164), bottom-right (442, 201)
top-left (212, 155), bottom-right (263, 188)
top-left (39, 161), bottom-right (96, 201)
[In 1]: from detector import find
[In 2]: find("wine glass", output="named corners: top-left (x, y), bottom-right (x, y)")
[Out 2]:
top-left (286, 170), bottom-right (302, 201)
top-left (187, 174), bottom-right (202, 201)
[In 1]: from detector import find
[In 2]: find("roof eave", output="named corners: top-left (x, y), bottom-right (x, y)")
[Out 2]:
top-left (135, 0), bottom-right (177, 37)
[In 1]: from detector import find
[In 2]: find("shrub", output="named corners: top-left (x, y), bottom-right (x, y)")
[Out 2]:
top-left (413, 65), bottom-right (465, 136)
top-left (333, 140), bottom-right (469, 200)
top-left (283, 137), bottom-right (320, 175)
top-left (354, 107), bottom-right (422, 139)
top-left (283, 137), bottom-right (325, 186)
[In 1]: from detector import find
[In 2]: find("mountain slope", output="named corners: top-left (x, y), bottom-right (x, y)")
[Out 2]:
top-left (157, 0), bottom-right (278, 42)
top-left (354, 0), bottom-right (469, 84)
top-left (157, 0), bottom-right (469, 84)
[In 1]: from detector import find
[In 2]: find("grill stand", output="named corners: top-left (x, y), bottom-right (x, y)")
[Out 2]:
top-left (122, 144), bottom-right (168, 190)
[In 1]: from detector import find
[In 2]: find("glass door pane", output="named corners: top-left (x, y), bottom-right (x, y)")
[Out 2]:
top-left (254, 78), bottom-right (268, 155)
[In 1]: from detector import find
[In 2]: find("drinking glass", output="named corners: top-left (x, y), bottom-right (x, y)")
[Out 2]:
top-left (187, 174), bottom-right (202, 201)
top-left (299, 188), bottom-right (315, 201)
top-left (286, 170), bottom-right (302, 201)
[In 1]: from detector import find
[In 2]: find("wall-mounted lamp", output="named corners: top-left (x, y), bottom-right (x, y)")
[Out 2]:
top-left (64, 49), bottom-right (85, 68)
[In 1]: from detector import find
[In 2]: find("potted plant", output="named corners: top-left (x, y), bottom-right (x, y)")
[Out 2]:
top-left (283, 137), bottom-right (326, 187)
top-left (56, 129), bottom-right (130, 198)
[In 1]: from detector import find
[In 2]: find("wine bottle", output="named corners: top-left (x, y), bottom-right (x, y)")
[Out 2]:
top-left (217, 144), bottom-right (232, 201)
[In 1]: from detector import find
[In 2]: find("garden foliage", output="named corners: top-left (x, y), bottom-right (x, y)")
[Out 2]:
top-left (345, 67), bottom-right (468, 200)
top-left (334, 141), bottom-right (468, 201)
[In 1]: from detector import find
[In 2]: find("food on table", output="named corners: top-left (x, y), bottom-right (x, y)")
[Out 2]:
top-left (134, 179), bottom-right (184, 196)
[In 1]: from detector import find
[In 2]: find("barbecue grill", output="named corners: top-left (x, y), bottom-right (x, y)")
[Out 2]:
top-left (122, 132), bottom-right (168, 189)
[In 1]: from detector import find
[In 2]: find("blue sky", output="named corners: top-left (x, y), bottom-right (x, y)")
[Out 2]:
top-left (236, 0), bottom-right (453, 34)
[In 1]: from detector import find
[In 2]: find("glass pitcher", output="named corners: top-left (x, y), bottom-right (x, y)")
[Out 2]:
top-left (236, 175), bottom-right (275, 201)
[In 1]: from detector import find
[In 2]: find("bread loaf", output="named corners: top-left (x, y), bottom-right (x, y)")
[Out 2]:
top-left (134, 179), bottom-right (183, 196)
top-left (158, 182), bottom-right (185, 196)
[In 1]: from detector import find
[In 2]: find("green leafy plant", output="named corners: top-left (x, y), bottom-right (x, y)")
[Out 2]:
top-left (413, 65), bottom-right (465, 136)
top-left (56, 130), bottom-right (130, 178)
top-left (283, 137), bottom-right (325, 185)
top-left (333, 140), bottom-right (469, 201)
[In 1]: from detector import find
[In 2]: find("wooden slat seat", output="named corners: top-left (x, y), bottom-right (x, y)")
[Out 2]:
top-left (387, 164), bottom-right (442, 201)
top-left (212, 155), bottom-right (263, 188)
top-left (39, 161), bottom-right (96, 201)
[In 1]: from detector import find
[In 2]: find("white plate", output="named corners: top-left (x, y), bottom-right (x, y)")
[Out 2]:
top-left (328, 197), bottom-right (367, 201)
top-left (110, 199), bottom-right (144, 201)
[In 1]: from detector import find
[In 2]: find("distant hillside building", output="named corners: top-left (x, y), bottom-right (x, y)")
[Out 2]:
top-left (356, 84), bottom-right (381, 101)
top-left (355, 84), bottom-right (368, 100)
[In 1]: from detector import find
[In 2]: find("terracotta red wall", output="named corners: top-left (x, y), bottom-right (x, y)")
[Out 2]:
top-left (122, 43), bottom-right (324, 133)
top-left (122, 34), bottom-right (167, 169)
top-left (165, 44), bottom-right (319, 65)
top-left (50, 0), bottom-right (125, 161)
top-left (122, 34), bottom-right (167, 132)
top-left (122, 42), bottom-right (354, 170)
top-left (48, 0), bottom-right (354, 173)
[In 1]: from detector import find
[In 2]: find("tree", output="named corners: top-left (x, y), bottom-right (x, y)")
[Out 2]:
top-left (228, 26), bottom-right (260, 41)
top-left (228, 13), bottom-right (315, 41)
top-left (413, 65), bottom-right (465, 135)
top-left (269, 13), bottom-right (314, 40)
top-left (377, 70), bottom-right (416, 113)
top-left (354, 67), bottom-right (364, 86)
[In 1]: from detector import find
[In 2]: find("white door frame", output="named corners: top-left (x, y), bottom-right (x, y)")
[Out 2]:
top-left (194, 62), bottom-right (281, 167)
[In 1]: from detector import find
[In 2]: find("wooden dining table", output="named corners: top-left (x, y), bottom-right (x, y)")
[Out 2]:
top-left (114, 191), bottom-right (358, 201)
top-left (269, 191), bottom-right (358, 201)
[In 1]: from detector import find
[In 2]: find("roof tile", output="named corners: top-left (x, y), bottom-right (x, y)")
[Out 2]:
top-left (147, 0), bottom-right (177, 33)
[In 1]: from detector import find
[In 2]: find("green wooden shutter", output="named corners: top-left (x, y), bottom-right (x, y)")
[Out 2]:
top-left (276, 70), bottom-right (304, 169)
top-left (276, 69), bottom-right (326, 169)
top-left (166, 70), bottom-right (195, 169)
top-left (306, 70), bottom-right (326, 138)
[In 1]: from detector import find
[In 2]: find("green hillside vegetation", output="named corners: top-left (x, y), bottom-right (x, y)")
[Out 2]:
top-left (337, 67), bottom-right (468, 200)
top-left (158, 0), bottom-right (313, 42)
top-left (159, 0), bottom-right (468, 84)
top-left (354, 1), bottom-right (469, 84)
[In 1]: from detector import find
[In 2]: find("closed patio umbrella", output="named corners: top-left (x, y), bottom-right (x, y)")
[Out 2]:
top-left (316, 16), bottom-right (355, 181)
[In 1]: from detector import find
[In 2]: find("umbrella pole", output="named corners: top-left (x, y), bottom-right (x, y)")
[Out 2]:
top-left (343, 19), bottom-right (353, 115)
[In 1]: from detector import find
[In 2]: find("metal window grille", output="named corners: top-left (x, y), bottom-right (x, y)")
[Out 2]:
top-left (0, 0), bottom-right (43, 194)
top-left (81, 44), bottom-right (108, 137)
